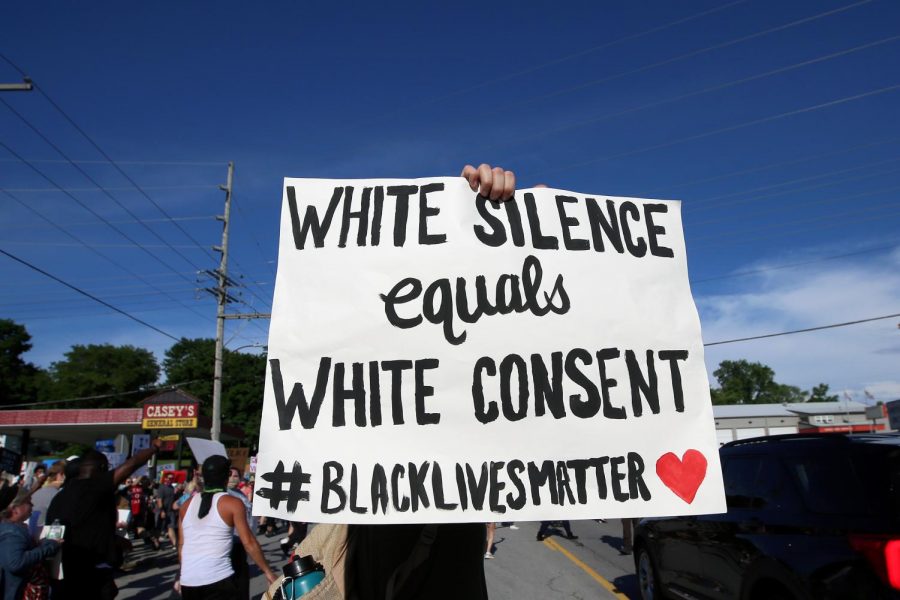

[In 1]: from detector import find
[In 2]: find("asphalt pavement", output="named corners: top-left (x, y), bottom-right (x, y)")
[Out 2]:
top-left (116, 519), bottom-right (639, 600)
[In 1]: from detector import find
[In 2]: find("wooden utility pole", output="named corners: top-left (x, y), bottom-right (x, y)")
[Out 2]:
top-left (211, 162), bottom-right (233, 441)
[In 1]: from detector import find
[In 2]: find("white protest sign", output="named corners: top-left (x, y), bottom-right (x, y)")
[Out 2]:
top-left (186, 437), bottom-right (227, 466)
top-left (254, 177), bottom-right (725, 523)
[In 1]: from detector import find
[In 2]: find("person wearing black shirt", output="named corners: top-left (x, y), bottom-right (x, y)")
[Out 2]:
top-left (46, 439), bottom-right (161, 600)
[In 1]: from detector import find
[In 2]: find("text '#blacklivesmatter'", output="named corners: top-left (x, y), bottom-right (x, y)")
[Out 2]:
top-left (256, 453), bottom-right (652, 515)
top-left (286, 183), bottom-right (675, 258)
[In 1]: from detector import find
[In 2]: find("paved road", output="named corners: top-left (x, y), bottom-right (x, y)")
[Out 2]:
top-left (116, 519), bottom-right (639, 599)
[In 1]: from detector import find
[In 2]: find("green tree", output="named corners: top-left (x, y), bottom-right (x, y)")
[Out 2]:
top-left (807, 383), bottom-right (839, 403)
top-left (162, 338), bottom-right (217, 403)
top-left (710, 359), bottom-right (806, 405)
top-left (0, 319), bottom-right (47, 406)
top-left (163, 338), bottom-right (266, 442)
top-left (48, 344), bottom-right (159, 407)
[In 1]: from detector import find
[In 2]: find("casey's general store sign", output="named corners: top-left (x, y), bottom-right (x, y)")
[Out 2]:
top-left (141, 401), bottom-right (198, 429)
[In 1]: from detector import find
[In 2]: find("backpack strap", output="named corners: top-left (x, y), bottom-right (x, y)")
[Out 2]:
top-left (384, 524), bottom-right (439, 600)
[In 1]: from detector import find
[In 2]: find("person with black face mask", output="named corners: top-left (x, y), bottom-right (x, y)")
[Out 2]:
top-left (178, 455), bottom-right (275, 599)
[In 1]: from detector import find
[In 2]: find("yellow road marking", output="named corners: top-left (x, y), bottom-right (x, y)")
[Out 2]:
top-left (542, 537), bottom-right (630, 600)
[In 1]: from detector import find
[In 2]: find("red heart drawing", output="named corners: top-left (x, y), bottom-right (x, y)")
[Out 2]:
top-left (656, 449), bottom-right (708, 504)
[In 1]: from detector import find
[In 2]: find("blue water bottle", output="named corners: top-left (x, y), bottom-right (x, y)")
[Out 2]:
top-left (280, 555), bottom-right (325, 599)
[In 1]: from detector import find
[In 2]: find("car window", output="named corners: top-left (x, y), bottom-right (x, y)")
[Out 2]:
top-left (723, 454), bottom-right (799, 511)
top-left (851, 444), bottom-right (900, 521)
top-left (784, 452), bottom-right (868, 516)
top-left (723, 455), bottom-right (762, 509)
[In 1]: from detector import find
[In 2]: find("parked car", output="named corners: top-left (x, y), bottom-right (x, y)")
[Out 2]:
top-left (634, 433), bottom-right (900, 600)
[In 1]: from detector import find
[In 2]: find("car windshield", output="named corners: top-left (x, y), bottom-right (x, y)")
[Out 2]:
top-left (783, 443), bottom-right (900, 520)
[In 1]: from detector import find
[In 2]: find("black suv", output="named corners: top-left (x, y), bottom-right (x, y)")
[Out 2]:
top-left (633, 433), bottom-right (900, 600)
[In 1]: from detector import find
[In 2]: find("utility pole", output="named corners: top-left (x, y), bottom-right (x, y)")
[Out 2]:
top-left (211, 162), bottom-right (234, 442)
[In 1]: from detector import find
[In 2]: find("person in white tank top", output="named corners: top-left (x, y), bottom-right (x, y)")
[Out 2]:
top-left (178, 456), bottom-right (276, 599)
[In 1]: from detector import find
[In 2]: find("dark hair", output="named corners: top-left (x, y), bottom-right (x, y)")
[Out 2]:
top-left (198, 455), bottom-right (231, 519)
top-left (79, 450), bottom-right (109, 477)
top-left (64, 458), bottom-right (82, 481)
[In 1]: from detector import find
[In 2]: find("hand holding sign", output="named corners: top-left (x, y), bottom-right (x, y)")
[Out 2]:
top-left (460, 164), bottom-right (516, 201)
top-left (254, 168), bottom-right (725, 524)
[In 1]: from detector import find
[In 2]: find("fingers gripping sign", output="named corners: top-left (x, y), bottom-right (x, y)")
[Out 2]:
top-left (461, 164), bottom-right (516, 201)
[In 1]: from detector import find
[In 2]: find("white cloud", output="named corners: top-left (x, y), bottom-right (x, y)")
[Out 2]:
top-left (697, 245), bottom-right (900, 402)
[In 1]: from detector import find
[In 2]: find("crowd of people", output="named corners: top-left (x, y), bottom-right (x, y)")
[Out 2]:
top-left (0, 439), bottom-right (278, 600)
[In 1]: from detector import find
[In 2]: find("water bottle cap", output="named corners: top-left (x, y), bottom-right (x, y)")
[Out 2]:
top-left (283, 554), bottom-right (323, 579)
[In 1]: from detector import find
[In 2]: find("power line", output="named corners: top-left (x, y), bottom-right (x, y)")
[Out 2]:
top-left (685, 156), bottom-right (900, 211)
top-left (26, 82), bottom-right (222, 264)
top-left (0, 158), bottom-right (225, 166)
top-left (0, 216), bottom-right (215, 231)
top-left (0, 288), bottom-right (201, 308)
top-left (0, 141), bottom-right (208, 287)
top-left (0, 247), bottom-right (180, 341)
top-left (0, 241), bottom-right (204, 249)
top-left (689, 182), bottom-right (900, 232)
top-left (0, 380), bottom-right (204, 409)
top-left (2, 185), bottom-right (219, 192)
top-left (350, 0), bottom-right (749, 128)
top-left (0, 188), bottom-right (216, 325)
top-left (647, 135), bottom-right (900, 195)
top-left (488, 0), bottom-right (875, 116)
top-left (704, 312), bottom-right (900, 346)
top-left (691, 209), bottom-right (900, 250)
top-left (0, 51), bottom-right (223, 262)
top-left (494, 33), bottom-right (900, 149)
top-left (1, 97), bottom-right (207, 272)
top-left (691, 201), bottom-right (900, 243)
top-left (231, 193), bottom-right (276, 278)
top-left (538, 81), bottom-right (900, 176)
top-left (0, 269), bottom-right (197, 288)
top-left (689, 242), bottom-right (900, 284)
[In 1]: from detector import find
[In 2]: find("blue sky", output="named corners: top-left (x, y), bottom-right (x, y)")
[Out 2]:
top-left (1, 0), bottom-right (898, 400)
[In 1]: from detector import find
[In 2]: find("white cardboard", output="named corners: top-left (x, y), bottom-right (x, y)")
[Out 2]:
top-left (186, 437), bottom-right (227, 466)
top-left (254, 177), bottom-right (725, 523)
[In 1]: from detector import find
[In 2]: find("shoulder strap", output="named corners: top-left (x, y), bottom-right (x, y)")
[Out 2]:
top-left (384, 525), bottom-right (439, 600)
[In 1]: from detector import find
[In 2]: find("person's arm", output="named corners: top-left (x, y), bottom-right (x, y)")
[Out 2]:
top-left (177, 497), bottom-right (189, 565)
top-left (113, 438), bottom-right (161, 486)
top-left (223, 495), bottom-right (276, 584)
top-left (0, 529), bottom-right (58, 575)
top-left (460, 164), bottom-right (516, 201)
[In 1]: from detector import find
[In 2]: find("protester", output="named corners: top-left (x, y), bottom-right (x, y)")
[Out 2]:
top-left (178, 455), bottom-right (275, 599)
top-left (26, 464), bottom-right (47, 491)
top-left (484, 523), bottom-right (496, 559)
top-left (154, 474), bottom-right (178, 548)
top-left (337, 165), bottom-right (515, 600)
top-left (621, 518), bottom-right (638, 555)
top-left (0, 488), bottom-right (61, 600)
top-left (280, 521), bottom-right (309, 558)
top-left (27, 460), bottom-right (65, 538)
top-left (226, 466), bottom-right (253, 600)
top-left (45, 439), bottom-right (163, 600)
top-left (175, 479), bottom-right (199, 517)
top-left (536, 520), bottom-right (578, 542)
top-left (128, 476), bottom-right (160, 550)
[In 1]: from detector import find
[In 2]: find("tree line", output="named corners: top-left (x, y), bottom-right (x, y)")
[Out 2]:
top-left (0, 319), bottom-right (266, 442)
top-left (0, 319), bottom-right (842, 441)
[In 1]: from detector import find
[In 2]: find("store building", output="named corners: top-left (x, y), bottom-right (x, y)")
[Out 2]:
top-left (713, 400), bottom-right (888, 444)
